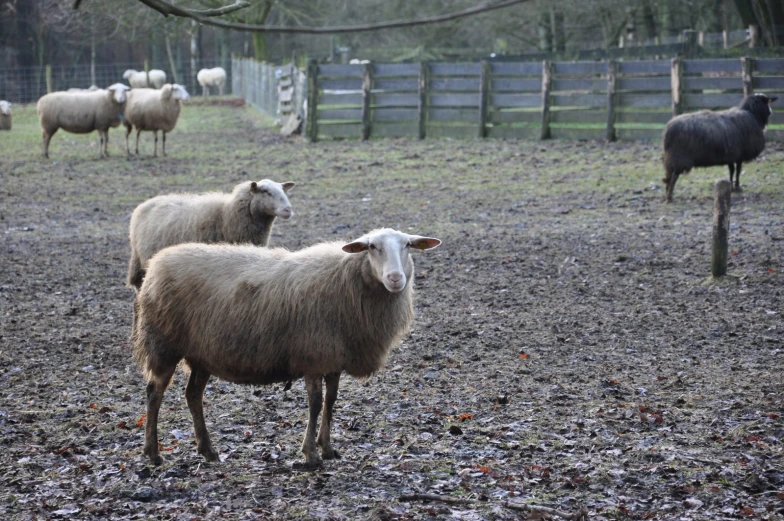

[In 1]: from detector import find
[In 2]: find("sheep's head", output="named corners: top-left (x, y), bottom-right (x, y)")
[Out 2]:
top-left (0, 101), bottom-right (10, 116)
top-left (742, 93), bottom-right (778, 126)
top-left (249, 179), bottom-right (295, 220)
top-left (107, 83), bottom-right (130, 104)
top-left (122, 69), bottom-right (137, 80)
top-left (161, 84), bottom-right (190, 102)
top-left (343, 229), bottom-right (441, 293)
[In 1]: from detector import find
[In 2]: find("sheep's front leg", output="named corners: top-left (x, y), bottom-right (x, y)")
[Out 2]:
top-left (185, 368), bottom-right (219, 462)
top-left (162, 131), bottom-right (167, 157)
top-left (135, 128), bottom-right (142, 155)
top-left (301, 375), bottom-right (323, 467)
top-left (143, 367), bottom-right (176, 466)
top-left (733, 161), bottom-right (743, 192)
top-left (317, 372), bottom-right (341, 460)
top-left (153, 130), bottom-right (159, 157)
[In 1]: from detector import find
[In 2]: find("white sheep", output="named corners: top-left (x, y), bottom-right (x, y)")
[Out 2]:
top-left (127, 179), bottom-right (296, 289)
top-left (196, 67), bottom-right (227, 96)
top-left (67, 85), bottom-right (100, 92)
top-left (36, 83), bottom-right (130, 158)
top-left (0, 101), bottom-right (11, 131)
top-left (122, 83), bottom-right (190, 157)
top-left (132, 228), bottom-right (441, 467)
top-left (123, 69), bottom-right (167, 89)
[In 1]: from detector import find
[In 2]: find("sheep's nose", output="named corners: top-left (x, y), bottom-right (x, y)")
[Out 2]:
top-left (387, 271), bottom-right (404, 284)
top-left (278, 206), bottom-right (293, 219)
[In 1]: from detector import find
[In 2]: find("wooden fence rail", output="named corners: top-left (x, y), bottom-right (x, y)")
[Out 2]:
top-left (307, 57), bottom-right (784, 141)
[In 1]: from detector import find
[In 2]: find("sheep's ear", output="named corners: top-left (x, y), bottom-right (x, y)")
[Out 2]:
top-left (769, 96), bottom-right (778, 103)
top-left (343, 239), bottom-right (369, 253)
top-left (282, 181), bottom-right (296, 192)
top-left (408, 235), bottom-right (441, 251)
top-left (250, 182), bottom-right (258, 193)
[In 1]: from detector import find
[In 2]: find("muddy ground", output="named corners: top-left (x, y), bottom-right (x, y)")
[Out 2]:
top-left (1, 100), bottom-right (783, 520)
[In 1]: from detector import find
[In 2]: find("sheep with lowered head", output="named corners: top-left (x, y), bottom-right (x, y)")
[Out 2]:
top-left (127, 179), bottom-right (295, 289)
top-left (197, 67), bottom-right (227, 96)
top-left (132, 228), bottom-right (441, 467)
top-left (662, 93), bottom-right (777, 202)
top-left (122, 83), bottom-right (190, 157)
top-left (123, 69), bottom-right (167, 89)
top-left (0, 101), bottom-right (11, 130)
top-left (36, 83), bottom-right (130, 158)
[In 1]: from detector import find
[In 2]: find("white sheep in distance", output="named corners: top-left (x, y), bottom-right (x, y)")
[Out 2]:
top-left (132, 228), bottom-right (441, 467)
top-left (0, 100), bottom-right (11, 130)
top-left (36, 83), bottom-right (130, 158)
top-left (123, 69), bottom-right (167, 89)
top-left (127, 179), bottom-right (296, 289)
top-left (197, 67), bottom-right (227, 96)
top-left (122, 83), bottom-right (190, 157)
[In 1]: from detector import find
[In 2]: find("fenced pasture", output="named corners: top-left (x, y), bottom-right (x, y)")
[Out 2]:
top-left (306, 57), bottom-right (784, 141)
top-left (1, 100), bottom-right (783, 520)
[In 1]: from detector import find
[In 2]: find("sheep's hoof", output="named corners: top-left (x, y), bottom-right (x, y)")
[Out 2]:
top-left (321, 447), bottom-right (340, 460)
top-left (293, 459), bottom-right (323, 471)
top-left (199, 446), bottom-right (219, 462)
top-left (733, 185), bottom-right (743, 193)
top-left (144, 447), bottom-right (163, 466)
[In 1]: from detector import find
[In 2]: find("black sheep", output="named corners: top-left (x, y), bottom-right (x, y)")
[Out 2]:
top-left (662, 93), bottom-right (777, 202)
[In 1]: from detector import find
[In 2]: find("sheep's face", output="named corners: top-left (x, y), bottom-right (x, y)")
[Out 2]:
top-left (0, 101), bottom-right (10, 116)
top-left (172, 84), bottom-right (190, 101)
top-left (122, 69), bottom-right (137, 80)
top-left (743, 93), bottom-right (777, 125)
top-left (343, 229), bottom-right (441, 293)
top-left (249, 180), bottom-right (295, 220)
top-left (107, 84), bottom-right (130, 104)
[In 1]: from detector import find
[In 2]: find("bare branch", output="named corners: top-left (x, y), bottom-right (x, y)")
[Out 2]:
top-left (106, 0), bottom-right (528, 34)
top-left (188, 1), bottom-right (251, 17)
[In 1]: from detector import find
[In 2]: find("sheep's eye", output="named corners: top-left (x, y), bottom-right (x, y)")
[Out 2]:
top-left (259, 189), bottom-right (270, 195)
top-left (405, 242), bottom-right (411, 249)
top-left (369, 243), bottom-right (377, 251)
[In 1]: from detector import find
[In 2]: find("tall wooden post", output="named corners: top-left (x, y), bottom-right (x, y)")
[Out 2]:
top-left (741, 57), bottom-right (754, 98)
top-left (749, 25), bottom-right (758, 48)
top-left (417, 62), bottom-right (428, 140)
top-left (670, 57), bottom-right (682, 117)
top-left (45, 65), bottom-right (52, 94)
top-left (606, 60), bottom-right (617, 142)
top-left (144, 60), bottom-right (151, 87)
top-left (478, 60), bottom-right (490, 138)
top-left (361, 63), bottom-right (373, 140)
top-left (712, 179), bottom-right (732, 278)
top-left (306, 59), bottom-right (319, 142)
top-left (540, 60), bottom-right (552, 140)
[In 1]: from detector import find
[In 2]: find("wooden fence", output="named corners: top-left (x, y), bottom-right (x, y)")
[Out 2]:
top-left (306, 57), bottom-right (784, 141)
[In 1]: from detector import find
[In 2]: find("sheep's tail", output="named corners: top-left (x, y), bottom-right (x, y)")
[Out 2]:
top-left (127, 253), bottom-right (145, 290)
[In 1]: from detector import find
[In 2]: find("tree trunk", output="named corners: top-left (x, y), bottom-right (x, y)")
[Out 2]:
top-left (190, 21), bottom-right (199, 93)
top-left (165, 32), bottom-right (181, 85)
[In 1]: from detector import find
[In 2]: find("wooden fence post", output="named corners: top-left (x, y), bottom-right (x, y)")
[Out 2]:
top-left (361, 62), bottom-right (373, 140)
top-left (749, 25), bottom-right (758, 48)
top-left (670, 57), bottom-right (682, 117)
top-left (478, 60), bottom-right (490, 138)
top-left (144, 60), bottom-right (150, 87)
top-left (540, 60), bottom-right (552, 140)
top-left (307, 59), bottom-right (319, 142)
top-left (45, 65), bottom-right (52, 94)
top-left (741, 57), bottom-right (754, 98)
top-left (711, 179), bottom-right (732, 278)
top-left (417, 62), bottom-right (428, 140)
top-left (606, 60), bottom-right (617, 142)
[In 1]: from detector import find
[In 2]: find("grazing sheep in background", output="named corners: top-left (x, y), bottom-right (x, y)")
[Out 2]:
top-left (0, 101), bottom-right (11, 130)
top-left (122, 83), bottom-right (189, 157)
top-left (123, 69), bottom-right (167, 89)
top-left (197, 67), bottom-right (227, 96)
top-left (132, 228), bottom-right (441, 466)
top-left (36, 83), bottom-right (130, 158)
top-left (662, 93), bottom-right (777, 202)
top-left (127, 179), bottom-right (296, 289)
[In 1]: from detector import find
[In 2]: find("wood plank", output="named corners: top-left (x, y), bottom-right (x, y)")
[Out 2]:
top-left (753, 76), bottom-right (784, 90)
top-left (490, 62), bottom-right (542, 75)
top-left (617, 93), bottom-right (671, 108)
top-left (752, 58), bottom-right (784, 73)
top-left (429, 108), bottom-right (479, 122)
top-left (319, 78), bottom-right (362, 91)
top-left (682, 58), bottom-right (740, 74)
top-left (425, 125), bottom-right (481, 139)
top-left (278, 78), bottom-right (293, 89)
top-left (764, 128), bottom-right (784, 141)
top-left (552, 78), bottom-right (606, 91)
top-left (318, 122), bottom-right (361, 138)
top-left (683, 93), bottom-right (743, 109)
top-left (318, 108), bottom-right (362, 121)
top-left (551, 93), bottom-right (606, 107)
top-left (372, 122), bottom-right (418, 138)
top-left (617, 61), bottom-right (671, 74)
top-left (319, 93), bottom-right (362, 106)
top-left (373, 78), bottom-right (418, 91)
top-left (429, 63), bottom-right (482, 76)
top-left (317, 64), bottom-right (363, 77)
top-left (490, 93), bottom-right (541, 108)
top-left (373, 93), bottom-right (420, 107)
top-left (429, 92), bottom-right (479, 107)
top-left (486, 126), bottom-right (541, 139)
top-left (430, 77), bottom-right (480, 91)
top-left (490, 78), bottom-right (541, 92)
top-left (616, 77), bottom-right (672, 91)
top-left (373, 63), bottom-right (419, 77)
top-left (615, 111), bottom-right (672, 124)
top-left (549, 127), bottom-right (605, 140)
top-left (490, 110), bottom-right (540, 124)
top-left (616, 128), bottom-right (664, 141)
top-left (373, 108), bottom-right (418, 122)
top-left (553, 61), bottom-right (606, 75)
top-left (682, 77), bottom-right (743, 90)
top-left (550, 110), bottom-right (606, 124)
top-left (279, 89), bottom-right (293, 102)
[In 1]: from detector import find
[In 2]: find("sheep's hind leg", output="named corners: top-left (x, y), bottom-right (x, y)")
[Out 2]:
top-left (153, 130), bottom-right (159, 157)
top-left (162, 131), bottom-right (167, 157)
top-left (665, 171), bottom-right (681, 203)
top-left (317, 372), bottom-right (341, 460)
top-left (299, 375), bottom-right (323, 468)
top-left (185, 367), bottom-right (219, 462)
top-left (135, 128), bottom-right (142, 155)
top-left (143, 366), bottom-right (177, 465)
top-left (733, 161), bottom-right (743, 192)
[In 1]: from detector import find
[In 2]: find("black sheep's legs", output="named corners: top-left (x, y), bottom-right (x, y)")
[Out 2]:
top-left (734, 161), bottom-right (743, 192)
top-left (728, 163), bottom-right (735, 187)
top-left (665, 171), bottom-right (680, 203)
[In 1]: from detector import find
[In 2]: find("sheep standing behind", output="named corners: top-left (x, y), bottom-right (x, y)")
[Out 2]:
top-left (123, 69), bottom-right (167, 89)
top-left (196, 67), bottom-right (227, 96)
top-left (127, 179), bottom-right (295, 289)
top-left (132, 228), bottom-right (441, 467)
top-left (122, 84), bottom-right (190, 157)
top-left (36, 84), bottom-right (130, 158)
top-left (662, 93), bottom-right (777, 202)
top-left (0, 101), bottom-right (11, 130)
